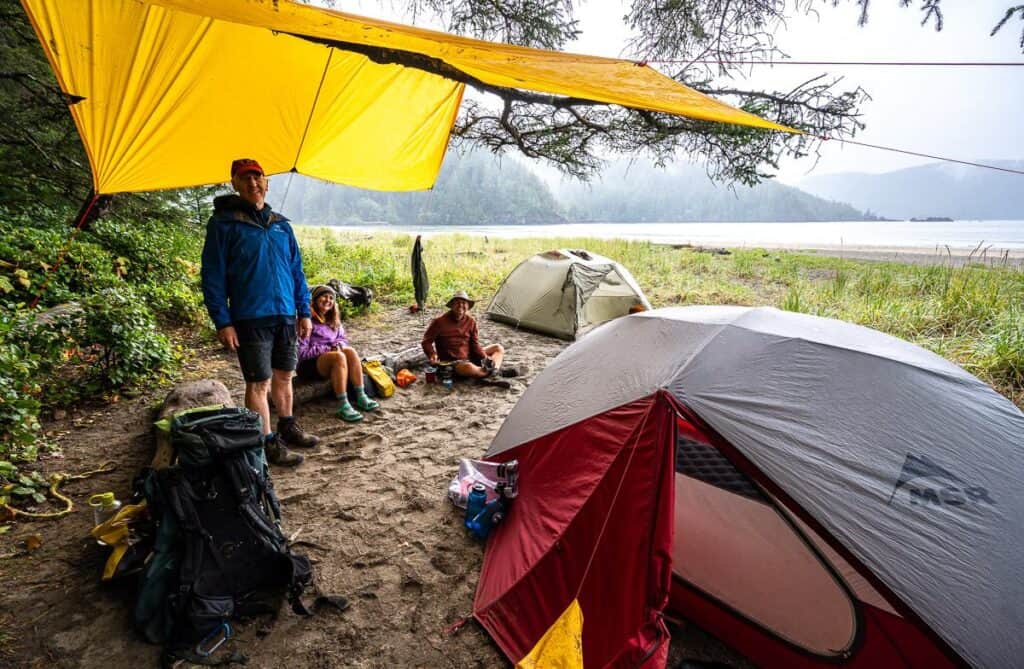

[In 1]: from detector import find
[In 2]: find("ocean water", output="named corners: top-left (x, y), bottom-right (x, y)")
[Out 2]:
top-left (314, 220), bottom-right (1024, 251)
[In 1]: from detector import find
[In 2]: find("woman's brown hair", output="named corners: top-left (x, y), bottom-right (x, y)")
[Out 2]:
top-left (311, 286), bottom-right (341, 330)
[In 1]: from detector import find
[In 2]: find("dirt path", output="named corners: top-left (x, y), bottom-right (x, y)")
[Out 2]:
top-left (0, 308), bottom-right (747, 668)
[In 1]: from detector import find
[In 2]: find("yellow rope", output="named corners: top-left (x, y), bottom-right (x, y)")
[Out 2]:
top-left (0, 461), bottom-right (116, 520)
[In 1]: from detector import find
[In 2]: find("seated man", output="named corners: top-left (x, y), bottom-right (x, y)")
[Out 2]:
top-left (422, 291), bottom-right (518, 381)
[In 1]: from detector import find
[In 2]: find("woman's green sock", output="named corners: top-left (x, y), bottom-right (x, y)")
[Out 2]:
top-left (335, 395), bottom-right (363, 422)
top-left (352, 385), bottom-right (379, 412)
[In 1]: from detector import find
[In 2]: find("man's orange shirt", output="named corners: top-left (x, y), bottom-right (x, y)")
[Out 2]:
top-left (422, 312), bottom-right (487, 362)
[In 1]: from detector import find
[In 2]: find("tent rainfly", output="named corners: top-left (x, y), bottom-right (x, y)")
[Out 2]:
top-left (486, 249), bottom-right (652, 339)
top-left (20, 0), bottom-right (796, 196)
top-left (475, 306), bottom-right (1024, 669)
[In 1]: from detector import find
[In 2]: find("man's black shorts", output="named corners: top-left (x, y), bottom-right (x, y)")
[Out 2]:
top-left (234, 320), bottom-right (297, 382)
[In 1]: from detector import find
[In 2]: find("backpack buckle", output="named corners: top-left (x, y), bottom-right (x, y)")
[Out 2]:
top-left (195, 622), bottom-right (231, 658)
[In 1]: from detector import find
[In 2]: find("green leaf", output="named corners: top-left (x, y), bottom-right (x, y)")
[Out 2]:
top-left (12, 486), bottom-right (33, 496)
top-left (31, 492), bottom-right (46, 504)
top-left (18, 475), bottom-right (33, 487)
top-left (0, 525), bottom-right (10, 534)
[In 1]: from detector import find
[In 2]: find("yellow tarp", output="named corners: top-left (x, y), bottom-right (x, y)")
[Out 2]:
top-left (515, 599), bottom-right (585, 669)
top-left (21, 0), bottom-right (796, 194)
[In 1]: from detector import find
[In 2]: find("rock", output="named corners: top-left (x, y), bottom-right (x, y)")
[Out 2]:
top-left (152, 380), bottom-right (234, 468)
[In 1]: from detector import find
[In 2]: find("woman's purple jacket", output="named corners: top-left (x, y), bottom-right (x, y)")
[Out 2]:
top-left (298, 320), bottom-right (348, 362)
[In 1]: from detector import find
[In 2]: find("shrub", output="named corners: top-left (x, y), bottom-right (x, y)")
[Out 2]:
top-left (73, 288), bottom-right (178, 397)
top-left (0, 308), bottom-right (43, 460)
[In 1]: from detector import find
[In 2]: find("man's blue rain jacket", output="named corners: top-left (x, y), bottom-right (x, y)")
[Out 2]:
top-left (201, 195), bottom-right (311, 330)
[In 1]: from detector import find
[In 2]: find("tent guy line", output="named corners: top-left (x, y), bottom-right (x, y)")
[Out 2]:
top-left (816, 135), bottom-right (1024, 175)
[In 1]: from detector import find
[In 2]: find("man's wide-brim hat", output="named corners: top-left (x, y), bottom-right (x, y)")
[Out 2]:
top-left (446, 290), bottom-right (476, 309)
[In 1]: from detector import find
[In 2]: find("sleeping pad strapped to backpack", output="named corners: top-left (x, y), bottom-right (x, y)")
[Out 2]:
top-left (134, 406), bottom-right (314, 665)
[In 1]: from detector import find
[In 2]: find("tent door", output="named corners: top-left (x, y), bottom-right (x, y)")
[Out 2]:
top-left (671, 414), bottom-right (859, 659)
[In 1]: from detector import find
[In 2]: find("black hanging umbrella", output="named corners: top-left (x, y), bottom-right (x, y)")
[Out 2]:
top-left (412, 235), bottom-right (429, 311)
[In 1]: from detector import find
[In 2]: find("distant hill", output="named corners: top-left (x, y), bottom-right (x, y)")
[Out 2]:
top-left (554, 160), bottom-right (873, 222)
top-left (799, 161), bottom-right (1024, 220)
top-left (282, 150), bottom-right (874, 225)
top-left (284, 149), bottom-right (565, 226)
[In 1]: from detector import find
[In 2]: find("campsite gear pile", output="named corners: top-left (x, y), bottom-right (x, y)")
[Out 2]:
top-left (473, 306), bottom-right (1024, 669)
top-left (448, 459), bottom-right (519, 540)
top-left (132, 406), bottom-right (318, 666)
top-left (326, 279), bottom-right (373, 308)
top-left (486, 249), bottom-right (651, 339)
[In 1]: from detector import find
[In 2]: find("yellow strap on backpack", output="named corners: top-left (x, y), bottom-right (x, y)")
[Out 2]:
top-left (362, 360), bottom-right (395, 398)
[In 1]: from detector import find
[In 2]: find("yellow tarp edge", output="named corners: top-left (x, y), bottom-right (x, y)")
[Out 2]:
top-left (515, 598), bottom-right (585, 669)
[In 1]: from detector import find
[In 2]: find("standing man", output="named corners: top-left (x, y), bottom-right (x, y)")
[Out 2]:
top-left (422, 290), bottom-right (520, 382)
top-left (201, 158), bottom-right (320, 467)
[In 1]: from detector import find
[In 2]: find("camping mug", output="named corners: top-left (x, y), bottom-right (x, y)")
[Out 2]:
top-left (425, 365), bottom-right (437, 384)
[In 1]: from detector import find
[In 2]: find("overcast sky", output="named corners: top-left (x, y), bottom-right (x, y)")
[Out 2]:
top-left (344, 1), bottom-right (1023, 185)
top-left (569, 2), bottom-right (1024, 183)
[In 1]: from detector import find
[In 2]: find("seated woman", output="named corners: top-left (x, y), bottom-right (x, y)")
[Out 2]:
top-left (297, 285), bottom-right (380, 422)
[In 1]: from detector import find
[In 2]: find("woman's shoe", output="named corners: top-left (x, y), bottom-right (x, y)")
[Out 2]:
top-left (336, 403), bottom-right (364, 422)
top-left (354, 394), bottom-right (379, 412)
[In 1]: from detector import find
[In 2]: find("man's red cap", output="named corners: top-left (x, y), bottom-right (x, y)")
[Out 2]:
top-left (230, 158), bottom-right (264, 178)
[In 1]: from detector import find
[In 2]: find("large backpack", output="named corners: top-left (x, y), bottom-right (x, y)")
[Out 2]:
top-left (134, 406), bottom-right (313, 665)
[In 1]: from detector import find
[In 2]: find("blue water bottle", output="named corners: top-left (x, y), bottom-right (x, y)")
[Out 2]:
top-left (464, 483), bottom-right (487, 532)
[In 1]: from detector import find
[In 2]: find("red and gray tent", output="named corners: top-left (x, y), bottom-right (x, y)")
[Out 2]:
top-left (473, 306), bottom-right (1024, 668)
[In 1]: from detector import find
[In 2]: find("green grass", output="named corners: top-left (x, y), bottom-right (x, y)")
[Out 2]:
top-left (295, 228), bottom-right (1024, 406)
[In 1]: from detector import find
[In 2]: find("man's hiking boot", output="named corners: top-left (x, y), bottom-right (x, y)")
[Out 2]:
top-left (277, 418), bottom-right (320, 449)
top-left (265, 434), bottom-right (304, 467)
top-left (499, 364), bottom-right (528, 378)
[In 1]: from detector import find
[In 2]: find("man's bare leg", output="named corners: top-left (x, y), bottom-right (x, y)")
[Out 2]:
top-left (245, 378), bottom-right (272, 435)
top-left (270, 368), bottom-right (294, 420)
top-left (484, 343), bottom-right (504, 370)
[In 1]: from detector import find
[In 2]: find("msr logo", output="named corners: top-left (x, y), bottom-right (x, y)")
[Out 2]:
top-left (887, 453), bottom-right (996, 507)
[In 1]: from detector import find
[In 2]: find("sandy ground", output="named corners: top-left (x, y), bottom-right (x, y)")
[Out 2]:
top-left (0, 307), bottom-right (750, 669)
